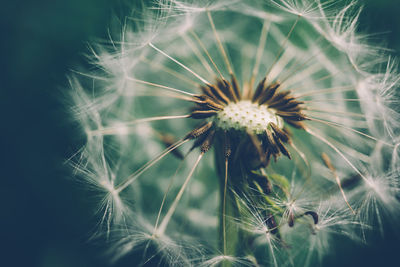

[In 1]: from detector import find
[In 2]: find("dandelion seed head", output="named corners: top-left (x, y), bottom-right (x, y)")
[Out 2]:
top-left (68, 0), bottom-right (400, 265)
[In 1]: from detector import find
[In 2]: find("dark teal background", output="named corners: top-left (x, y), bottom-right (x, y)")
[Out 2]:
top-left (1, 1), bottom-right (399, 266)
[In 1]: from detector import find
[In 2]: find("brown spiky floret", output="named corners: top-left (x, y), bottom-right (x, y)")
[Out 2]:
top-left (186, 75), bottom-right (307, 170)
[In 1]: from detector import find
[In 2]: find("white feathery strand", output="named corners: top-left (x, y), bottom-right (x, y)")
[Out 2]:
top-left (153, 156), bottom-right (188, 234)
top-left (89, 115), bottom-right (191, 136)
top-left (115, 139), bottom-right (190, 193)
top-left (278, 37), bottom-right (326, 84)
top-left (250, 19), bottom-right (271, 88)
top-left (189, 30), bottom-right (225, 80)
top-left (305, 107), bottom-right (371, 119)
top-left (149, 42), bottom-right (211, 84)
top-left (281, 61), bottom-right (322, 88)
top-left (295, 85), bottom-right (355, 98)
top-left (304, 112), bottom-right (369, 128)
top-left (303, 98), bottom-right (362, 103)
top-left (290, 142), bottom-right (311, 177)
top-left (306, 115), bottom-right (393, 146)
top-left (330, 137), bottom-right (371, 163)
top-left (129, 91), bottom-right (195, 102)
top-left (392, 143), bottom-right (400, 173)
top-left (181, 34), bottom-right (216, 76)
top-left (265, 15), bottom-right (300, 81)
top-left (293, 69), bottom-right (345, 88)
top-left (207, 10), bottom-right (234, 75)
top-left (156, 153), bottom-right (204, 235)
top-left (126, 76), bottom-right (196, 96)
top-left (266, 232), bottom-right (279, 267)
top-left (70, 69), bottom-right (109, 81)
top-left (322, 153), bottom-right (356, 214)
top-left (140, 55), bottom-right (199, 86)
top-left (306, 128), bottom-right (369, 183)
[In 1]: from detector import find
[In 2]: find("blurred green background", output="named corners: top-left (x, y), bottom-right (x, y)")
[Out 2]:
top-left (1, 0), bottom-right (399, 266)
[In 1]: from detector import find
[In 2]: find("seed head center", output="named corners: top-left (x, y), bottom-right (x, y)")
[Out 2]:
top-left (215, 100), bottom-right (283, 134)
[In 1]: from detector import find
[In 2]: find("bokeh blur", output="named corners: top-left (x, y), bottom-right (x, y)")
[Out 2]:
top-left (2, 0), bottom-right (399, 266)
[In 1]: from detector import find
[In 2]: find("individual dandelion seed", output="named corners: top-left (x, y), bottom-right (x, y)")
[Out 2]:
top-left (68, 0), bottom-right (400, 266)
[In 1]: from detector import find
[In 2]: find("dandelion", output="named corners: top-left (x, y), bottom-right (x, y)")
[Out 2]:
top-left (69, 0), bottom-right (400, 266)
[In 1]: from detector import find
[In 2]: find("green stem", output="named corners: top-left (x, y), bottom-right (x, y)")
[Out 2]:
top-left (215, 137), bottom-right (239, 267)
